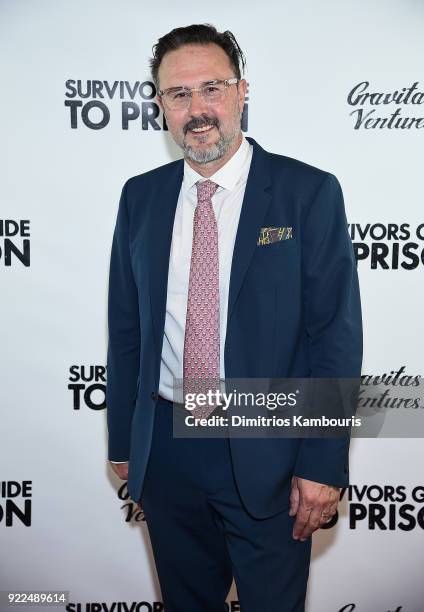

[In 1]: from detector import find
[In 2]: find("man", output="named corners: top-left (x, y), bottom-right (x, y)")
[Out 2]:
top-left (106, 24), bottom-right (362, 612)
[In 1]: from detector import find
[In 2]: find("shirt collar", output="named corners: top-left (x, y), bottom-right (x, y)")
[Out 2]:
top-left (183, 133), bottom-right (251, 194)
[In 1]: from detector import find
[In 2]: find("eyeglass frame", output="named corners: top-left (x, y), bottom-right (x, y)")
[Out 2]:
top-left (157, 78), bottom-right (240, 109)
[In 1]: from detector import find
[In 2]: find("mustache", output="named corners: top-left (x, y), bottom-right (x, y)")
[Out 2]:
top-left (184, 115), bottom-right (218, 133)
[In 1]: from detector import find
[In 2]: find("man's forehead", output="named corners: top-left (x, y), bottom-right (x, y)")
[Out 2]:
top-left (158, 43), bottom-right (233, 88)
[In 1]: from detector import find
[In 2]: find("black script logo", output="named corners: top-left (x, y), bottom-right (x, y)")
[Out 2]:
top-left (68, 365), bottom-right (106, 410)
top-left (0, 480), bottom-right (32, 527)
top-left (0, 219), bottom-right (30, 267)
top-left (347, 81), bottom-right (424, 130)
top-left (359, 365), bottom-right (421, 411)
top-left (349, 223), bottom-right (424, 269)
top-left (117, 481), bottom-right (146, 523)
top-left (339, 606), bottom-right (404, 612)
top-left (64, 79), bottom-right (249, 132)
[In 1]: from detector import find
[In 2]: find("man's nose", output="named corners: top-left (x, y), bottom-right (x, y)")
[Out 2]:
top-left (188, 89), bottom-right (209, 114)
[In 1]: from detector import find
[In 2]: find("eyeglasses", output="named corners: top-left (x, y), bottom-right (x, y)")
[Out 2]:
top-left (158, 78), bottom-right (239, 111)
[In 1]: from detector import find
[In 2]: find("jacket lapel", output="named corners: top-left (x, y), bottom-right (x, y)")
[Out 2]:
top-left (227, 136), bottom-right (272, 323)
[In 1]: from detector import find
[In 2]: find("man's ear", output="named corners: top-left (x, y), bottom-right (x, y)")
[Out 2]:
top-left (156, 95), bottom-right (164, 113)
top-left (238, 79), bottom-right (248, 112)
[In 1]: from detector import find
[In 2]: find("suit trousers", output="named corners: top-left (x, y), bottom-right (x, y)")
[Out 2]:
top-left (141, 395), bottom-right (312, 612)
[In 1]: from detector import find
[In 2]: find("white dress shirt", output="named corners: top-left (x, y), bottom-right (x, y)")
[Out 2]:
top-left (158, 133), bottom-right (253, 402)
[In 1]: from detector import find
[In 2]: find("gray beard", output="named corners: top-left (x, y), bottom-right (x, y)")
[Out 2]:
top-left (182, 133), bottom-right (230, 164)
top-left (181, 116), bottom-right (241, 164)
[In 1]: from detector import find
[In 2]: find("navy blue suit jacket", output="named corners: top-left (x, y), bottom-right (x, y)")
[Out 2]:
top-left (106, 136), bottom-right (363, 518)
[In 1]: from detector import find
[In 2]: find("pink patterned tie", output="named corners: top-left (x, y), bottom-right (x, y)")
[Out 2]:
top-left (183, 179), bottom-right (220, 419)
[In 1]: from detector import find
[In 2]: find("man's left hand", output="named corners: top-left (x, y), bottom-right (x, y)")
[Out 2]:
top-left (289, 476), bottom-right (340, 541)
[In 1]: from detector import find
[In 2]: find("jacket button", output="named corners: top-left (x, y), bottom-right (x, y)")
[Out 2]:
top-left (151, 391), bottom-right (157, 401)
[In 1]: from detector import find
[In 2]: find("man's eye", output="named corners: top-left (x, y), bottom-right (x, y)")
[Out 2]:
top-left (172, 91), bottom-right (188, 100)
top-left (205, 86), bottom-right (219, 93)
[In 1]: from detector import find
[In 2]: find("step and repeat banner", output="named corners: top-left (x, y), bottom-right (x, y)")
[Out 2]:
top-left (1, 0), bottom-right (423, 611)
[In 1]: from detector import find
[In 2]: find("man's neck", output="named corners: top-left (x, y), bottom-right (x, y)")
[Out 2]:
top-left (185, 132), bottom-right (243, 178)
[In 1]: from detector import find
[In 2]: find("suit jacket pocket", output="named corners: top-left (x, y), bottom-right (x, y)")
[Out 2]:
top-left (255, 238), bottom-right (297, 256)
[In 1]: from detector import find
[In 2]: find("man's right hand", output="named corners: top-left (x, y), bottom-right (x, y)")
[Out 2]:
top-left (109, 462), bottom-right (143, 511)
top-left (109, 461), bottom-right (128, 480)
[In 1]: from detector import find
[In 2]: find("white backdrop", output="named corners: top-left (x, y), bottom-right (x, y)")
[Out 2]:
top-left (1, 1), bottom-right (423, 611)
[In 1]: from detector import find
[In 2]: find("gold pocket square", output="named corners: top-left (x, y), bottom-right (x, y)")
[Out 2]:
top-left (257, 226), bottom-right (293, 246)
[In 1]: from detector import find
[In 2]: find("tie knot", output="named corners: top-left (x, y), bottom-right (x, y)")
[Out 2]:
top-left (196, 179), bottom-right (219, 203)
